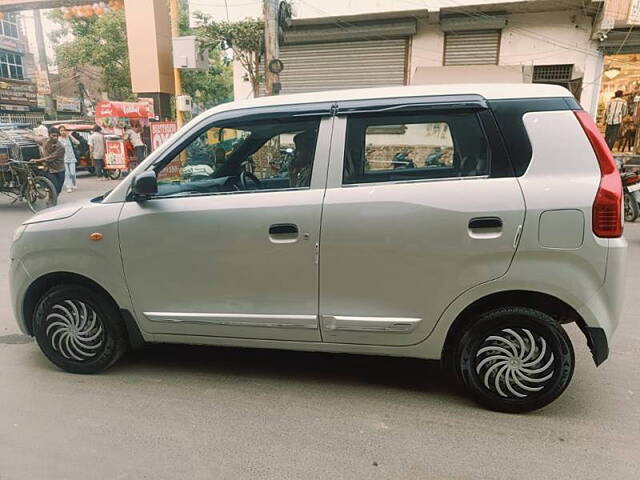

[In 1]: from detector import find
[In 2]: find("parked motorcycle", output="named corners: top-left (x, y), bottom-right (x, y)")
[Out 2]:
top-left (391, 152), bottom-right (415, 169)
top-left (622, 170), bottom-right (640, 222)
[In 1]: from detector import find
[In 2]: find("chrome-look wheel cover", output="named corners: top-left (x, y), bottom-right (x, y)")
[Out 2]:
top-left (45, 300), bottom-right (104, 361)
top-left (475, 328), bottom-right (555, 399)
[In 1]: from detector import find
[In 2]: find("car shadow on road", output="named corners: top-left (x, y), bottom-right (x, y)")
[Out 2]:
top-left (112, 342), bottom-right (468, 404)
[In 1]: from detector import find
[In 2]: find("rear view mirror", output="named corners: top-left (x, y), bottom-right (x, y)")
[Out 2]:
top-left (132, 170), bottom-right (158, 199)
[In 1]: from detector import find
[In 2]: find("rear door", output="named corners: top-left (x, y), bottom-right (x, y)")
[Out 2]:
top-left (319, 99), bottom-right (525, 345)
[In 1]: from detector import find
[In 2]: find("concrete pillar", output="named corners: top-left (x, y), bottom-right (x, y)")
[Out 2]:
top-left (123, 0), bottom-right (174, 118)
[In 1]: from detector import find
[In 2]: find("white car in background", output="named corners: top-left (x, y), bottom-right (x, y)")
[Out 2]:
top-left (10, 84), bottom-right (626, 412)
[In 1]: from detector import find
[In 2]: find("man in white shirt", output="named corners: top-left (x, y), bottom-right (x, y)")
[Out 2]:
top-left (33, 121), bottom-right (48, 139)
top-left (89, 125), bottom-right (106, 179)
top-left (125, 124), bottom-right (146, 163)
top-left (605, 90), bottom-right (628, 149)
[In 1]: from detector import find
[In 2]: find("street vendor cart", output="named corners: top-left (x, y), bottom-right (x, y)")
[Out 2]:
top-left (95, 101), bottom-right (153, 179)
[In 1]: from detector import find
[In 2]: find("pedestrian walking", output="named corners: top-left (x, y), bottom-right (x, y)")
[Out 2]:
top-left (32, 127), bottom-right (65, 194)
top-left (59, 126), bottom-right (80, 193)
top-left (605, 90), bottom-right (628, 149)
top-left (89, 125), bottom-right (106, 180)
top-left (617, 114), bottom-right (637, 152)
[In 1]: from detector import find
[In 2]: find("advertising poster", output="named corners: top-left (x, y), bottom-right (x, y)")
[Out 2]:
top-left (150, 122), bottom-right (178, 151)
top-left (105, 140), bottom-right (127, 170)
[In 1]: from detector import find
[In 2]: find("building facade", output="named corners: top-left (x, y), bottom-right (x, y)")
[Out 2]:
top-left (189, 0), bottom-right (631, 116)
top-left (0, 11), bottom-right (42, 124)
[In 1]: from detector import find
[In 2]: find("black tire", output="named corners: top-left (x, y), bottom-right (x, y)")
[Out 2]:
top-left (33, 285), bottom-right (128, 374)
top-left (107, 169), bottom-right (122, 180)
top-left (87, 166), bottom-right (96, 175)
top-left (624, 192), bottom-right (639, 222)
top-left (27, 176), bottom-right (57, 213)
top-left (455, 307), bottom-right (574, 413)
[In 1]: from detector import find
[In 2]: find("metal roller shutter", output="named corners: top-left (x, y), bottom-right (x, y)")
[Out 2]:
top-left (261, 39), bottom-right (407, 95)
top-left (443, 30), bottom-right (501, 66)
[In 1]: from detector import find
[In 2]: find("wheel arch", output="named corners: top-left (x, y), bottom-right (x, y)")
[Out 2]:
top-left (440, 289), bottom-right (601, 367)
top-left (22, 271), bottom-right (144, 348)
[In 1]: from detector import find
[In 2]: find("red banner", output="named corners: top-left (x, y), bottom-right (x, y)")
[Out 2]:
top-left (95, 101), bottom-right (152, 119)
top-left (150, 122), bottom-right (178, 151)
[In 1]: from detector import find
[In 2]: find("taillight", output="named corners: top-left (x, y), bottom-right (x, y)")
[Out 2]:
top-left (626, 175), bottom-right (640, 185)
top-left (574, 110), bottom-right (623, 238)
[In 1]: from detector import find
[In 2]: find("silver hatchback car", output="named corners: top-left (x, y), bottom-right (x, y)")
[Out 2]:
top-left (10, 84), bottom-right (626, 412)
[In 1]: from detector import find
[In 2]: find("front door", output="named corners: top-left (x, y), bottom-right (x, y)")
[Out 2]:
top-left (319, 107), bottom-right (526, 346)
top-left (118, 115), bottom-right (332, 341)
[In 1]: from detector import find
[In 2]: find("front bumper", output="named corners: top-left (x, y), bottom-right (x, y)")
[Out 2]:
top-left (9, 258), bottom-right (32, 336)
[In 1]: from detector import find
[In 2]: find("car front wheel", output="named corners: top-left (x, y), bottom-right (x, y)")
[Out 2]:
top-left (33, 285), bottom-right (128, 374)
top-left (456, 307), bottom-right (574, 413)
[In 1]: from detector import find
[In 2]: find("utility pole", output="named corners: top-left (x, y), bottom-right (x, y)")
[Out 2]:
top-left (32, 9), bottom-right (55, 118)
top-left (263, 0), bottom-right (280, 96)
top-left (169, 0), bottom-right (183, 127)
top-left (78, 80), bottom-right (85, 117)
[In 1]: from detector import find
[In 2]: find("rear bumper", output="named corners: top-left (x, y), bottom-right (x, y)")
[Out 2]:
top-left (576, 237), bottom-right (627, 366)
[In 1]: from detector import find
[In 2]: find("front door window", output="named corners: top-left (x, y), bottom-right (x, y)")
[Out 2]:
top-left (153, 118), bottom-right (321, 198)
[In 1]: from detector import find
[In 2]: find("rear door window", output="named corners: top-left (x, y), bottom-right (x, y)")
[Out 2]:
top-left (343, 112), bottom-right (490, 184)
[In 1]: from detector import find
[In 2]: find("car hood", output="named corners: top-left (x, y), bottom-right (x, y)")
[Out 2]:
top-left (22, 202), bottom-right (84, 225)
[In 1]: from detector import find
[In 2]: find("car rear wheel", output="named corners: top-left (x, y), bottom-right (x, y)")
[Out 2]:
top-left (455, 307), bottom-right (574, 413)
top-left (33, 285), bottom-right (128, 374)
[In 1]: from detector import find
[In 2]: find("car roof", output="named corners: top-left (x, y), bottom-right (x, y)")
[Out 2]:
top-left (206, 83), bottom-right (571, 116)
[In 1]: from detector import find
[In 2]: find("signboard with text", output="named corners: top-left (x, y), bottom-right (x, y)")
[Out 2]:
top-left (56, 96), bottom-right (82, 113)
top-left (150, 121), bottom-right (178, 151)
top-left (105, 140), bottom-right (127, 170)
top-left (0, 79), bottom-right (37, 108)
top-left (0, 36), bottom-right (24, 53)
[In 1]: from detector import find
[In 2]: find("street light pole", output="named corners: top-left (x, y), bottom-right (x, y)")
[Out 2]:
top-left (169, 0), bottom-right (184, 127)
top-left (32, 9), bottom-right (55, 118)
top-left (263, 0), bottom-right (280, 96)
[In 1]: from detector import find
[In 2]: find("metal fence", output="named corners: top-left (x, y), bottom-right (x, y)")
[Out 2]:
top-left (0, 111), bottom-right (46, 127)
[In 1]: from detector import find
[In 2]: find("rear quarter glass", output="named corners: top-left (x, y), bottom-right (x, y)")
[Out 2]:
top-left (488, 97), bottom-right (580, 176)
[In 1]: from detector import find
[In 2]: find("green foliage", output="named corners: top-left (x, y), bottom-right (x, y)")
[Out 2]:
top-left (193, 12), bottom-right (264, 97)
top-left (179, 2), bottom-right (233, 108)
top-left (48, 9), bottom-right (132, 100)
top-left (181, 57), bottom-right (233, 109)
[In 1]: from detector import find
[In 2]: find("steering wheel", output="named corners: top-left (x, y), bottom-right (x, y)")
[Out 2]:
top-left (240, 170), bottom-right (263, 190)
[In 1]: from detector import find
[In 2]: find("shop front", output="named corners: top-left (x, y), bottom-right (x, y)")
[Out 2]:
top-left (598, 29), bottom-right (640, 156)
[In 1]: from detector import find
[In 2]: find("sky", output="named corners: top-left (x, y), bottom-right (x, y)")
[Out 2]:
top-left (20, 9), bottom-right (60, 73)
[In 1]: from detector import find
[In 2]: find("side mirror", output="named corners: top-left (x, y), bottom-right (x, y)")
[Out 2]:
top-left (132, 170), bottom-right (157, 199)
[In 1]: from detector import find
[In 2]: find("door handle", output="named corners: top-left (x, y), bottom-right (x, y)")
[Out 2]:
top-left (269, 223), bottom-right (299, 235)
top-left (469, 217), bottom-right (503, 229)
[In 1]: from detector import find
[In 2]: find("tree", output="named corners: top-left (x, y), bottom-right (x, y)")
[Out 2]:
top-left (194, 13), bottom-right (264, 97)
top-left (48, 9), bottom-right (132, 100)
top-left (179, 2), bottom-right (233, 109)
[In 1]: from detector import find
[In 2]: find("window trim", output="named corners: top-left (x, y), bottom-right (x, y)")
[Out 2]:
top-left (340, 173), bottom-right (490, 189)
